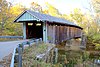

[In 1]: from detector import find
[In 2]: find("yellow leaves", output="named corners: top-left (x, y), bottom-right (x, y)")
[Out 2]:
top-left (31, 2), bottom-right (38, 6)
top-left (30, 2), bottom-right (42, 12)
top-left (45, 2), bottom-right (60, 17)
top-left (0, 0), bottom-right (2, 3)
top-left (73, 8), bottom-right (82, 14)
top-left (0, 0), bottom-right (26, 36)
top-left (92, 0), bottom-right (100, 4)
top-left (10, 4), bottom-right (24, 16)
top-left (92, 0), bottom-right (100, 13)
top-left (95, 44), bottom-right (100, 50)
top-left (43, 10), bottom-right (48, 14)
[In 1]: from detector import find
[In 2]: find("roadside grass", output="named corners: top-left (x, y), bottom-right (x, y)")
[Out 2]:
top-left (22, 43), bottom-right (55, 67)
top-left (0, 38), bottom-right (22, 42)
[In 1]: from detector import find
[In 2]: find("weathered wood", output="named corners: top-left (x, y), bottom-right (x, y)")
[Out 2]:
top-left (45, 23), bottom-right (82, 44)
top-left (55, 26), bottom-right (59, 44)
top-left (53, 25), bottom-right (55, 43)
top-left (69, 27), bottom-right (71, 39)
top-left (66, 26), bottom-right (68, 39)
top-left (70, 27), bottom-right (72, 38)
top-left (50, 25), bottom-right (53, 43)
top-left (66, 26), bottom-right (68, 40)
top-left (55, 26), bottom-right (57, 43)
top-left (57, 26), bottom-right (60, 43)
top-left (64, 26), bottom-right (66, 41)
top-left (59, 26), bottom-right (61, 42)
top-left (81, 33), bottom-right (87, 47)
top-left (72, 27), bottom-right (74, 38)
top-left (47, 24), bottom-right (50, 42)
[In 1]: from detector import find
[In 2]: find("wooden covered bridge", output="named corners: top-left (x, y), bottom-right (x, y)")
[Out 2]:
top-left (14, 10), bottom-right (83, 44)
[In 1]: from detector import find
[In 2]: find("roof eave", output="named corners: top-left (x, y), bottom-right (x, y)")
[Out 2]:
top-left (13, 10), bottom-right (27, 22)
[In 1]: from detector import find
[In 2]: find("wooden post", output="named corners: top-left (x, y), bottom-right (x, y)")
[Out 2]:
top-left (23, 22), bottom-right (26, 39)
top-left (54, 48), bottom-right (58, 63)
top-left (18, 46), bottom-right (22, 67)
top-left (81, 33), bottom-right (87, 47)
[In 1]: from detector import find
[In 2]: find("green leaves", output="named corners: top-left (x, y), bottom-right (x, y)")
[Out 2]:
top-left (0, 0), bottom-right (25, 36)
top-left (95, 44), bottom-right (100, 50)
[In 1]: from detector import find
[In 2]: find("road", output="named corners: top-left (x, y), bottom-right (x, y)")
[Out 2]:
top-left (0, 40), bottom-right (28, 61)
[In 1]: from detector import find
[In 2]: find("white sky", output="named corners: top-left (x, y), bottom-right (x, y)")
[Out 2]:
top-left (6, 0), bottom-right (91, 14)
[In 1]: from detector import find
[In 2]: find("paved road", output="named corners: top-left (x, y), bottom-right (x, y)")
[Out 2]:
top-left (0, 40), bottom-right (28, 61)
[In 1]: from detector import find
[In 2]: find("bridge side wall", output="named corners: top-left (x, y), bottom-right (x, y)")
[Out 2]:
top-left (47, 23), bottom-right (82, 44)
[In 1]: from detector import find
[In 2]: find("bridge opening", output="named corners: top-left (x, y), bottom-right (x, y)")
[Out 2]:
top-left (26, 21), bottom-right (43, 39)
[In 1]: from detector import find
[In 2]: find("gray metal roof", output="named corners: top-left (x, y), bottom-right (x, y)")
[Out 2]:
top-left (14, 10), bottom-right (82, 29)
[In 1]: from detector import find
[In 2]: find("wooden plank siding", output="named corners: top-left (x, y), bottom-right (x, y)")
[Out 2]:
top-left (56, 26), bottom-right (60, 43)
top-left (47, 23), bottom-right (82, 44)
top-left (67, 26), bottom-right (69, 39)
top-left (53, 25), bottom-right (55, 43)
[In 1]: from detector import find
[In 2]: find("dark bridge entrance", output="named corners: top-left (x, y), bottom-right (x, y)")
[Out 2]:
top-left (26, 22), bottom-right (43, 39)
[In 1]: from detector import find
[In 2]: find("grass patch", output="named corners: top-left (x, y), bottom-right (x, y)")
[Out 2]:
top-left (0, 38), bottom-right (22, 42)
top-left (22, 43), bottom-right (55, 67)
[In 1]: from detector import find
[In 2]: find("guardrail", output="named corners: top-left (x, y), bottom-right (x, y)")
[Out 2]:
top-left (0, 36), bottom-right (23, 39)
top-left (10, 38), bottom-right (42, 67)
top-left (10, 47), bottom-right (17, 67)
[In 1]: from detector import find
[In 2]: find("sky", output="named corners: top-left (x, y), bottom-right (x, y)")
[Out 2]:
top-left (6, 0), bottom-right (91, 14)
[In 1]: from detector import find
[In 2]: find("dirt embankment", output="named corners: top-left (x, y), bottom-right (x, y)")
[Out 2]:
top-left (0, 53), bottom-right (12, 67)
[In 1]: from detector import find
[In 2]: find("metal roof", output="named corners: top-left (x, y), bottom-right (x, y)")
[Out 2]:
top-left (14, 10), bottom-right (82, 29)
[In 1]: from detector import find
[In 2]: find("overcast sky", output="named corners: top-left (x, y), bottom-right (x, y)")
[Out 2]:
top-left (6, 0), bottom-right (91, 14)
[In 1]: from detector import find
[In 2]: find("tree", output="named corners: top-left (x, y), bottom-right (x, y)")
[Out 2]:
top-left (92, 0), bottom-right (100, 13)
top-left (30, 2), bottom-right (43, 13)
top-left (0, 0), bottom-right (12, 34)
top-left (70, 8), bottom-right (84, 25)
top-left (69, 8), bottom-right (100, 50)
top-left (91, 0), bottom-right (100, 50)
top-left (70, 8), bottom-right (89, 31)
top-left (44, 2), bottom-right (61, 17)
top-left (0, 0), bottom-right (26, 36)
top-left (91, 0), bottom-right (100, 25)
top-left (70, 8), bottom-right (100, 36)
top-left (4, 4), bottom-right (26, 36)
top-left (61, 14), bottom-right (73, 22)
top-left (30, 2), bottom-right (64, 18)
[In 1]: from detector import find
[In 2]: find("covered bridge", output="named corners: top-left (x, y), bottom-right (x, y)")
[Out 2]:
top-left (14, 10), bottom-right (83, 44)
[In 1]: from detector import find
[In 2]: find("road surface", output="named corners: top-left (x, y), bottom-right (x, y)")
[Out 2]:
top-left (0, 40), bottom-right (28, 61)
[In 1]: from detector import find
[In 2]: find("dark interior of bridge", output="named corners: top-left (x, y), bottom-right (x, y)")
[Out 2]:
top-left (26, 21), bottom-right (43, 39)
